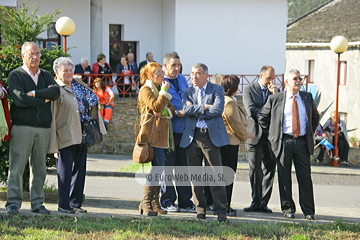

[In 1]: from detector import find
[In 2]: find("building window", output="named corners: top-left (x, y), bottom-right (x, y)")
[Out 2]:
top-left (307, 60), bottom-right (315, 83)
top-left (339, 112), bottom-right (347, 125)
top-left (339, 61), bottom-right (347, 86)
top-left (36, 23), bottom-right (60, 50)
top-left (109, 24), bottom-right (137, 71)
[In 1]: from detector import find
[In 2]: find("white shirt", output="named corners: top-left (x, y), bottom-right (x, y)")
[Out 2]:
top-left (195, 82), bottom-right (208, 128)
top-left (282, 90), bottom-right (307, 136)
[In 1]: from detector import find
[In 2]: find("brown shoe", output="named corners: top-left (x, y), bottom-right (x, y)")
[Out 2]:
top-left (139, 185), bottom-right (158, 216)
top-left (151, 186), bottom-right (167, 215)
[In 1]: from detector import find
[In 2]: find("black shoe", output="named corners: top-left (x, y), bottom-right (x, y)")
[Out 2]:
top-left (72, 207), bottom-right (87, 213)
top-left (6, 205), bottom-right (19, 215)
top-left (217, 213), bottom-right (227, 222)
top-left (305, 215), bottom-right (315, 220)
top-left (227, 207), bottom-right (237, 217)
top-left (32, 205), bottom-right (51, 214)
top-left (243, 204), bottom-right (262, 212)
top-left (58, 207), bottom-right (75, 214)
top-left (261, 205), bottom-right (273, 213)
top-left (196, 213), bottom-right (206, 219)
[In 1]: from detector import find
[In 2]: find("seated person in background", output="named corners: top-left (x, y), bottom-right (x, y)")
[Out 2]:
top-left (74, 57), bottom-right (93, 75)
top-left (323, 111), bottom-right (350, 165)
top-left (314, 123), bottom-right (333, 165)
top-left (93, 78), bottom-right (115, 130)
top-left (92, 53), bottom-right (113, 86)
top-left (116, 56), bottom-right (133, 98)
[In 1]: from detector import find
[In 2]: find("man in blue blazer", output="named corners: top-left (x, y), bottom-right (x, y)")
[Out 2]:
top-left (180, 63), bottom-right (228, 222)
top-left (258, 69), bottom-right (319, 220)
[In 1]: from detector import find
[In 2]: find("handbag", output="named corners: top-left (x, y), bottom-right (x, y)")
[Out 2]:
top-left (132, 106), bottom-right (155, 163)
top-left (79, 101), bottom-right (103, 148)
top-left (80, 118), bottom-right (103, 148)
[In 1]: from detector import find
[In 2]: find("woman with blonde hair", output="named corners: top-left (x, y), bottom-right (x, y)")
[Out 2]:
top-left (93, 77), bottom-right (115, 130)
top-left (137, 62), bottom-right (175, 216)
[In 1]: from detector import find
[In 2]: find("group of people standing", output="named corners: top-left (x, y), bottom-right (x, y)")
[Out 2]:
top-left (5, 42), bottom-right (106, 215)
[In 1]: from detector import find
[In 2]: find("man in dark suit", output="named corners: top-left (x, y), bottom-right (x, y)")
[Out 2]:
top-left (74, 57), bottom-right (93, 75)
top-left (180, 63), bottom-right (228, 222)
top-left (258, 69), bottom-right (319, 220)
top-left (243, 65), bottom-right (278, 213)
top-left (138, 52), bottom-right (154, 73)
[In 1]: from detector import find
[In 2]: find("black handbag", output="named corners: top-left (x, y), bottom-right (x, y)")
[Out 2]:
top-left (79, 100), bottom-right (103, 148)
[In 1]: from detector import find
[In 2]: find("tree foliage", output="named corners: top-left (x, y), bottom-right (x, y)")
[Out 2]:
top-left (288, 0), bottom-right (330, 23)
top-left (0, 0), bottom-right (66, 46)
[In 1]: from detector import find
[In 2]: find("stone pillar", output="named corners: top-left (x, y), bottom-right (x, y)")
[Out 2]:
top-left (90, 0), bottom-right (103, 64)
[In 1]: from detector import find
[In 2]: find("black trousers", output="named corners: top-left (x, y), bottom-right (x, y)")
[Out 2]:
top-left (185, 129), bottom-right (227, 214)
top-left (277, 135), bottom-right (315, 216)
top-left (161, 132), bottom-right (193, 208)
top-left (57, 145), bottom-right (87, 209)
top-left (204, 144), bottom-right (239, 209)
top-left (246, 135), bottom-right (276, 208)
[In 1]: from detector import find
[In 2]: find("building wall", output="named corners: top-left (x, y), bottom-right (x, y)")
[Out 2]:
top-left (286, 47), bottom-right (360, 138)
top-left (174, 0), bottom-right (287, 74)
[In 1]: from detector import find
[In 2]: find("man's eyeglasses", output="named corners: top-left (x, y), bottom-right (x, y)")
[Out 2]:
top-left (154, 71), bottom-right (165, 77)
top-left (292, 77), bottom-right (303, 81)
top-left (25, 53), bottom-right (41, 58)
top-left (190, 72), bottom-right (204, 77)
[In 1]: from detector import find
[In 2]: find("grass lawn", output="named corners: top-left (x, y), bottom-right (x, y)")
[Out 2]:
top-left (0, 215), bottom-right (359, 239)
top-left (117, 162), bottom-right (151, 172)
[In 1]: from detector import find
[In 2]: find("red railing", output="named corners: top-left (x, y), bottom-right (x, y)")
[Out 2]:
top-left (76, 73), bottom-right (309, 97)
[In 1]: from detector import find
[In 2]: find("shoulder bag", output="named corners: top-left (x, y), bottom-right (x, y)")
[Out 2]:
top-left (80, 100), bottom-right (103, 148)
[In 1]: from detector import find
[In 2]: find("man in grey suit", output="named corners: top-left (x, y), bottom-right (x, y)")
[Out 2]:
top-left (258, 69), bottom-right (319, 220)
top-left (180, 63), bottom-right (228, 222)
top-left (243, 65), bottom-right (278, 213)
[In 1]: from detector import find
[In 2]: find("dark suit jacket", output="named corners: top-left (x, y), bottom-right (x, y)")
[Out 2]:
top-left (243, 81), bottom-right (274, 145)
top-left (138, 60), bottom-right (147, 73)
top-left (128, 62), bottom-right (139, 75)
top-left (115, 64), bottom-right (133, 84)
top-left (74, 64), bottom-right (92, 75)
top-left (180, 82), bottom-right (229, 148)
top-left (257, 91), bottom-right (320, 159)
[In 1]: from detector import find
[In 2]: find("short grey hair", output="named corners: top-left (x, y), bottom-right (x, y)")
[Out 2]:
top-left (80, 57), bottom-right (88, 64)
top-left (21, 42), bottom-right (39, 54)
top-left (53, 57), bottom-right (74, 73)
top-left (285, 69), bottom-right (301, 81)
top-left (163, 52), bottom-right (180, 65)
top-left (210, 73), bottom-right (222, 85)
top-left (192, 63), bottom-right (208, 74)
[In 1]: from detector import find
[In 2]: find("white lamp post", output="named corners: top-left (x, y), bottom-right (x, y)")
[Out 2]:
top-left (55, 17), bottom-right (76, 54)
top-left (329, 36), bottom-right (348, 164)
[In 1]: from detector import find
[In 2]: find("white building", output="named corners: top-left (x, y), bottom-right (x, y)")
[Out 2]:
top-left (15, 0), bottom-right (287, 75)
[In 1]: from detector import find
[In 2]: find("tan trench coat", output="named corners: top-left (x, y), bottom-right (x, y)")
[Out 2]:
top-left (48, 77), bottom-right (106, 154)
top-left (222, 95), bottom-right (248, 145)
top-left (136, 80), bottom-right (174, 149)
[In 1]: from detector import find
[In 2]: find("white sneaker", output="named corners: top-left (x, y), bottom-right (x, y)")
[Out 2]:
top-left (180, 206), bottom-right (196, 213)
top-left (161, 205), bottom-right (180, 212)
top-left (340, 161), bottom-right (349, 165)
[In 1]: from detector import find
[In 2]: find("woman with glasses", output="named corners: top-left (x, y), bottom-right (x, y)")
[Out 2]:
top-left (136, 62), bottom-right (175, 216)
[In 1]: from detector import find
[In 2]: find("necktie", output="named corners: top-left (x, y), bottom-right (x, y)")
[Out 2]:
top-left (196, 88), bottom-right (207, 128)
top-left (262, 88), bottom-right (267, 103)
top-left (292, 95), bottom-right (300, 137)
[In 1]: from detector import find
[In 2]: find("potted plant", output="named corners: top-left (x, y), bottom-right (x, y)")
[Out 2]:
top-left (348, 136), bottom-right (359, 148)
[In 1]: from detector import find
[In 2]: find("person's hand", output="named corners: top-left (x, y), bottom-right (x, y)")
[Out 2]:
top-left (84, 71), bottom-right (90, 75)
top-left (177, 110), bottom-right (185, 117)
top-left (26, 91), bottom-right (33, 96)
top-left (204, 104), bottom-right (212, 110)
top-left (162, 81), bottom-right (170, 90)
top-left (268, 81), bottom-right (278, 93)
top-left (45, 99), bottom-right (50, 103)
top-left (185, 101), bottom-right (192, 105)
top-left (153, 111), bottom-right (161, 116)
top-left (322, 133), bottom-right (327, 138)
top-left (105, 102), bottom-right (110, 106)
top-left (248, 132), bottom-right (255, 139)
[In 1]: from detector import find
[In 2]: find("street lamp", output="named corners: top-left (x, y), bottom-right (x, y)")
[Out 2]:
top-left (330, 36), bottom-right (348, 165)
top-left (55, 17), bottom-right (76, 54)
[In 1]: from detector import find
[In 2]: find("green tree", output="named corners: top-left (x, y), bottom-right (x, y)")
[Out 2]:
top-left (0, 0), bottom-right (66, 46)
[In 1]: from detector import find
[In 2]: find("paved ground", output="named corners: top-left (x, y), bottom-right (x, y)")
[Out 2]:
top-left (1, 154), bottom-right (359, 224)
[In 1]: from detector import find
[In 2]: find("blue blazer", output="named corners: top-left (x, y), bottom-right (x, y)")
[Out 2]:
top-left (180, 81), bottom-right (229, 148)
